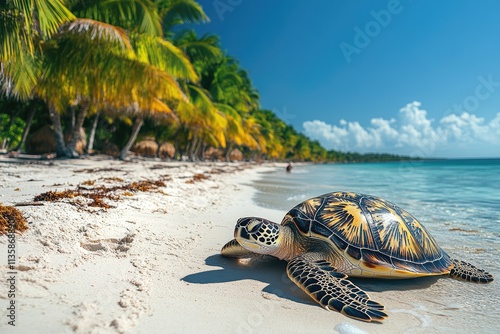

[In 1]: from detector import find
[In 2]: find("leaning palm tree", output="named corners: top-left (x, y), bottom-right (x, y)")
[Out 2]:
top-left (169, 30), bottom-right (230, 160)
top-left (192, 52), bottom-right (264, 160)
top-left (37, 18), bottom-right (169, 157)
top-left (175, 84), bottom-right (227, 160)
top-left (68, 0), bottom-right (209, 159)
top-left (1, 0), bottom-right (168, 157)
top-left (115, 3), bottom-right (210, 159)
top-left (59, 0), bottom-right (168, 157)
top-left (216, 103), bottom-right (260, 160)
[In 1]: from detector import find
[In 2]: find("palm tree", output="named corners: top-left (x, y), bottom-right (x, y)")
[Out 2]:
top-left (37, 16), bottom-right (181, 157)
top-left (72, 0), bottom-right (210, 160)
top-left (210, 59), bottom-right (262, 160)
top-left (184, 47), bottom-right (264, 160)
top-left (61, 0), bottom-right (177, 158)
top-left (2, 1), bottom-right (206, 159)
top-left (216, 103), bottom-right (260, 160)
top-left (44, 0), bottom-right (205, 159)
top-left (115, 0), bottom-right (213, 160)
top-left (175, 84), bottom-right (227, 160)
top-left (1, 1), bottom-right (166, 157)
top-left (168, 30), bottom-right (230, 160)
top-left (249, 109), bottom-right (281, 160)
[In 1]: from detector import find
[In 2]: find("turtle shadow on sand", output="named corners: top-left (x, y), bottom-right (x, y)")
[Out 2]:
top-left (182, 254), bottom-right (309, 305)
top-left (182, 254), bottom-right (443, 307)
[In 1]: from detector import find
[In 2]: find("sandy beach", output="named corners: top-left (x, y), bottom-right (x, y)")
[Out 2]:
top-left (0, 157), bottom-right (497, 334)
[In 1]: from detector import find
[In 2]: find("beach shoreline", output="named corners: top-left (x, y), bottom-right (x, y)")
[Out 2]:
top-left (0, 157), bottom-right (497, 334)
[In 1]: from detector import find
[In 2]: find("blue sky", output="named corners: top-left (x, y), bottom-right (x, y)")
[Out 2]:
top-left (191, 0), bottom-right (500, 158)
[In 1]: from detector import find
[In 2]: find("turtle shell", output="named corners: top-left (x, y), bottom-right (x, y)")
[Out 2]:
top-left (282, 191), bottom-right (452, 276)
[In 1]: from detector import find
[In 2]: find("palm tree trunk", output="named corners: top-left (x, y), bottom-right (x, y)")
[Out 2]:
top-left (184, 133), bottom-right (192, 160)
top-left (188, 135), bottom-right (199, 161)
top-left (67, 100), bottom-right (90, 157)
top-left (68, 100), bottom-right (90, 158)
top-left (70, 105), bottom-right (76, 129)
top-left (48, 103), bottom-right (72, 158)
top-left (173, 128), bottom-right (182, 160)
top-left (200, 143), bottom-right (207, 161)
top-left (224, 142), bottom-right (234, 162)
top-left (87, 111), bottom-right (100, 153)
top-left (119, 117), bottom-right (143, 160)
top-left (195, 140), bottom-right (205, 161)
top-left (176, 128), bottom-right (190, 160)
top-left (14, 101), bottom-right (36, 152)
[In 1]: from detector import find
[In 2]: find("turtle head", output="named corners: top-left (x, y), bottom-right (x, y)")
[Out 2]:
top-left (234, 217), bottom-right (281, 255)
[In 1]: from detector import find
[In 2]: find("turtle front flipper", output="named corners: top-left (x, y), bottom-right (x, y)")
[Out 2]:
top-left (449, 259), bottom-right (494, 283)
top-left (286, 253), bottom-right (387, 322)
top-left (221, 239), bottom-right (260, 258)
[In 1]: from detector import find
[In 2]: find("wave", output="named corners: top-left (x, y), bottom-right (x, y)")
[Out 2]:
top-left (286, 194), bottom-right (308, 202)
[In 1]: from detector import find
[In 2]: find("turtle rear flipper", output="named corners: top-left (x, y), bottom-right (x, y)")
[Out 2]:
top-left (449, 259), bottom-right (494, 283)
top-left (287, 253), bottom-right (388, 322)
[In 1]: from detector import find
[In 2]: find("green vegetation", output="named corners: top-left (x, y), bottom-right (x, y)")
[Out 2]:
top-left (0, 1), bottom-right (414, 163)
top-left (325, 151), bottom-right (420, 163)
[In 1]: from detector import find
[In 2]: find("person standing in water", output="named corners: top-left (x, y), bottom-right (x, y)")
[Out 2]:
top-left (286, 162), bottom-right (292, 173)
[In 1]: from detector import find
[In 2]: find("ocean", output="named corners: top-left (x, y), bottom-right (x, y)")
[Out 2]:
top-left (253, 159), bottom-right (500, 245)
top-left (251, 159), bottom-right (500, 332)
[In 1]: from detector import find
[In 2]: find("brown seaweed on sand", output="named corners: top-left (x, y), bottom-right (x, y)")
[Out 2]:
top-left (74, 167), bottom-right (124, 173)
top-left (33, 179), bottom-right (167, 210)
top-left (186, 173), bottom-right (210, 183)
top-left (0, 204), bottom-right (29, 235)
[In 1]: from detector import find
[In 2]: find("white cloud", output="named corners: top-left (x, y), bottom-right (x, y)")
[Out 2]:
top-left (303, 101), bottom-right (500, 158)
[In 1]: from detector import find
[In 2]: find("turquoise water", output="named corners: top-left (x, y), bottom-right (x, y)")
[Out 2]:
top-left (251, 159), bottom-right (500, 332)
top-left (253, 159), bottom-right (500, 263)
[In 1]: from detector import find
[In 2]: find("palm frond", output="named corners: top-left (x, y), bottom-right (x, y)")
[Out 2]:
top-left (159, 0), bottom-right (209, 31)
top-left (1, 53), bottom-right (41, 99)
top-left (174, 30), bottom-right (222, 64)
top-left (70, 0), bottom-right (161, 36)
top-left (35, 0), bottom-right (75, 37)
top-left (216, 103), bottom-right (245, 146)
top-left (40, 27), bottom-right (186, 113)
top-left (0, 7), bottom-right (34, 61)
top-left (134, 35), bottom-right (198, 81)
top-left (62, 18), bottom-right (133, 50)
top-left (187, 85), bottom-right (216, 117)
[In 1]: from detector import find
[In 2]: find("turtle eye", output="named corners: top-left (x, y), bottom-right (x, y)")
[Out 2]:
top-left (247, 220), bottom-right (261, 232)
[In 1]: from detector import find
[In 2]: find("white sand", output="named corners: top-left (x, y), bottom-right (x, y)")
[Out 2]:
top-left (0, 157), bottom-right (497, 334)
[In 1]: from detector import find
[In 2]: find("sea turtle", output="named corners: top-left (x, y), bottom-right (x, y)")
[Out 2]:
top-left (221, 191), bottom-right (494, 322)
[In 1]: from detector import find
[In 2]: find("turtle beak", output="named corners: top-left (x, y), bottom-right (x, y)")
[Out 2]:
top-left (237, 239), bottom-right (261, 251)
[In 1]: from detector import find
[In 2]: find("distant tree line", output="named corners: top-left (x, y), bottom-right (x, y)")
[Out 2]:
top-left (325, 151), bottom-right (420, 163)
